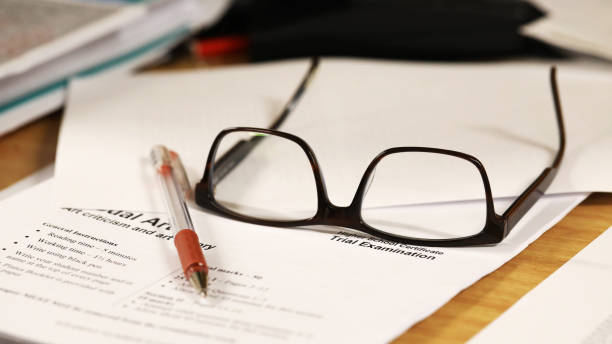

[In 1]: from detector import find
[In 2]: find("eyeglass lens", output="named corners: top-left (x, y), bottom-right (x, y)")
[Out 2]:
top-left (212, 131), bottom-right (318, 221)
top-left (361, 152), bottom-right (487, 239)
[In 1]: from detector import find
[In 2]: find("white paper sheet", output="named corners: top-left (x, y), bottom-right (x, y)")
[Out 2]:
top-left (469, 225), bottom-right (612, 344)
top-left (0, 180), bottom-right (588, 343)
top-left (56, 59), bottom-right (612, 212)
top-left (524, 0), bottom-right (612, 62)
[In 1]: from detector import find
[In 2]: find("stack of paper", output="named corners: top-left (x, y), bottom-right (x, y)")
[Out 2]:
top-left (0, 0), bottom-right (229, 136)
top-left (2, 58), bottom-right (612, 343)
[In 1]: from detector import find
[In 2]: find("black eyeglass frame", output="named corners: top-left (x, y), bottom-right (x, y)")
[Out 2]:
top-left (195, 59), bottom-right (566, 247)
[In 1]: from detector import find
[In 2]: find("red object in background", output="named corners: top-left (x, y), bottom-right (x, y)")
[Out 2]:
top-left (191, 35), bottom-right (249, 57)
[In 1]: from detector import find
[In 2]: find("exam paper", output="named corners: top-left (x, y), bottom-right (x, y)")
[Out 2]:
top-left (0, 181), bottom-right (588, 343)
top-left (56, 59), bottom-right (612, 212)
top-left (469, 225), bottom-right (612, 344)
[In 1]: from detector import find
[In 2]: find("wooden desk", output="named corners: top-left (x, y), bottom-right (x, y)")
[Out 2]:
top-left (2, 66), bottom-right (611, 343)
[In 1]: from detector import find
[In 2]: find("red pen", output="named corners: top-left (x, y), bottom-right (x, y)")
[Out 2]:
top-left (151, 145), bottom-right (208, 296)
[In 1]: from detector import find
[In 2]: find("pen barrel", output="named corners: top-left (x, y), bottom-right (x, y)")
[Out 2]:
top-left (152, 145), bottom-right (194, 232)
top-left (174, 229), bottom-right (208, 279)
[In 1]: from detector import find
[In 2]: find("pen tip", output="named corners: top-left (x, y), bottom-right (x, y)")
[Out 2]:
top-left (188, 270), bottom-right (208, 297)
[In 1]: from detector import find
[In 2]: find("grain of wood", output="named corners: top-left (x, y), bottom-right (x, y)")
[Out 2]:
top-left (0, 111), bottom-right (61, 189)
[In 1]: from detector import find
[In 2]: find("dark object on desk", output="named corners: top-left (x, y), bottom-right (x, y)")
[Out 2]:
top-left (199, 0), bottom-right (551, 61)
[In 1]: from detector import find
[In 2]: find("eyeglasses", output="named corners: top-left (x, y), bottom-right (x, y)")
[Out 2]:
top-left (194, 58), bottom-right (566, 247)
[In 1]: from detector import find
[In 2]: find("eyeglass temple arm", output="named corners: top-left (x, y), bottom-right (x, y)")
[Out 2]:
top-left (210, 57), bottom-right (320, 186)
top-left (502, 66), bottom-right (566, 235)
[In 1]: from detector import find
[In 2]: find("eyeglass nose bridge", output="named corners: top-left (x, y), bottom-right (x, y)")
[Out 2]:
top-left (319, 203), bottom-right (363, 228)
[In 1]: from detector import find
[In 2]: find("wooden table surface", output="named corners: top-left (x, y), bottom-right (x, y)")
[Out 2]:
top-left (1, 58), bottom-right (611, 343)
